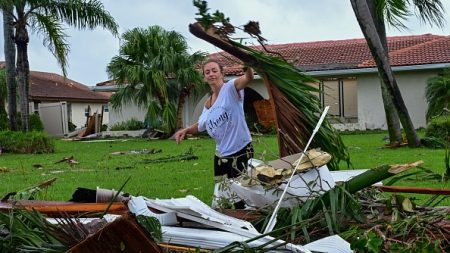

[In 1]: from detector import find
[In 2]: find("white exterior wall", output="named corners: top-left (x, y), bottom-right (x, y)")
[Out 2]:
top-left (108, 102), bottom-right (147, 129)
top-left (396, 70), bottom-right (438, 128)
top-left (70, 102), bottom-right (108, 129)
top-left (356, 74), bottom-right (385, 129)
top-left (357, 69), bottom-right (439, 130)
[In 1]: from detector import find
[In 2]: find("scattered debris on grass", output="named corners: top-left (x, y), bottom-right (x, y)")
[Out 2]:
top-left (0, 167), bottom-right (10, 173)
top-left (141, 148), bottom-right (198, 163)
top-left (55, 156), bottom-right (79, 165)
top-left (110, 148), bottom-right (161, 155)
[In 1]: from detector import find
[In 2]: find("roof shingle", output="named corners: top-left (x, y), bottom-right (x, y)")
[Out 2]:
top-left (0, 62), bottom-right (110, 102)
top-left (208, 33), bottom-right (449, 76)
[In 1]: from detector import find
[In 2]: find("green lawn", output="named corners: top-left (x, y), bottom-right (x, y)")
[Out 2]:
top-left (0, 132), bottom-right (448, 205)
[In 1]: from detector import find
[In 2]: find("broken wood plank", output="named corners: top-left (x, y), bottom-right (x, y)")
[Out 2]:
top-left (67, 214), bottom-right (163, 253)
top-left (0, 200), bottom-right (128, 216)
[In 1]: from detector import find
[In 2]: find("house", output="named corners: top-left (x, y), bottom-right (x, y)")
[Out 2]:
top-left (93, 33), bottom-right (450, 131)
top-left (1, 61), bottom-right (110, 136)
top-left (93, 79), bottom-right (146, 129)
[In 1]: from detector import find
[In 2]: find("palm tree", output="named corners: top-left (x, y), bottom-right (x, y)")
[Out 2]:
top-left (0, 0), bottom-right (118, 131)
top-left (350, 0), bottom-right (445, 147)
top-left (2, 7), bottom-right (17, 131)
top-left (107, 26), bottom-right (207, 135)
top-left (425, 68), bottom-right (450, 121)
top-left (366, 0), bottom-right (402, 145)
top-left (0, 69), bottom-right (6, 114)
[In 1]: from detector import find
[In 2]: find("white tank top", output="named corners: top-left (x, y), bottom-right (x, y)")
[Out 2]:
top-left (198, 79), bottom-right (252, 156)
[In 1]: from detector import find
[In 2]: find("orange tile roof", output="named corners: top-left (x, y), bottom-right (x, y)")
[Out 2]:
top-left (29, 71), bottom-right (111, 102)
top-left (208, 34), bottom-right (449, 76)
top-left (0, 62), bottom-right (110, 102)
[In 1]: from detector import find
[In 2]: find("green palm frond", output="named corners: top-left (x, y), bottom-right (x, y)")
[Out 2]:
top-left (230, 42), bottom-right (349, 169)
top-left (29, 14), bottom-right (70, 76)
top-left (0, 209), bottom-right (67, 252)
top-left (146, 100), bottom-right (162, 129)
top-left (376, 0), bottom-right (410, 29)
top-left (107, 25), bottom-right (206, 134)
top-left (30, 0), bottom-right (118, 36)
top-left (425, 68), bottom-right (450, 120)
top-left (410, 0), bottom-right (445, 27)
top-left (161, 102), bottom-right (176, 133)
top-left (376, 0), bottom-right (445, 29)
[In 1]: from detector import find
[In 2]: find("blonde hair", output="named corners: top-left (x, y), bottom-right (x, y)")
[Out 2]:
top-left (202, 59), bottom-right (224, 74)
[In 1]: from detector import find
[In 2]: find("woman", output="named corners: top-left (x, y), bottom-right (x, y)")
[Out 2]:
top-left (175, 59), bottom-right (254, 202)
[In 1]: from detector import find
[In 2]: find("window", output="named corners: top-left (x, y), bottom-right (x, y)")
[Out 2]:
top-left (320, 78), bottom-right (357, 118)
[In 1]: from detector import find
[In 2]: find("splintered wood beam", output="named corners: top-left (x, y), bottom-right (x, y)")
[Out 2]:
top-left (0, 200), bottom-right (128, 216)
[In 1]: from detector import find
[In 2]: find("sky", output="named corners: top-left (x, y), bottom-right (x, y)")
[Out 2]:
top-left (1, 0), bottom-right (450, 86)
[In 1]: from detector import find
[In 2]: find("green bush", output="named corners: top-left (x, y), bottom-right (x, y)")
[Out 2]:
top-left (68, 121), bottom-right (77, 132)
top-left (0, 112), bottom-right (8, 130)
top-left (29, 113), bottom-right (44, 131)
top-left (109, 118), bottom-right (145, 131)
top-left (425, 116), bottom-right (450, 142)
top-left (16, 113), bottom-right (45, 131)
top-left (0, 131), bottom-right (55, 154)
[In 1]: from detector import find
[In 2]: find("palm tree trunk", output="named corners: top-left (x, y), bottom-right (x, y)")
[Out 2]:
top-left (2, 8), bottom-right (18, 131)
top-left (15, 14), bottom-right (30, 132)
top-left (176, 87), bottom-right (189, 129)
top-left (350, 0), bottom-right (421, 147)
top-left (367, 0), bottom-right (402, 145)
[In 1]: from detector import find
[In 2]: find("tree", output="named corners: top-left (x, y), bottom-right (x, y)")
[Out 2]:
top-left (0, 0), bottom-right (118, 131)
top-left (367, 0), bottom-right (402, 145)
top-left (350, 0), bottom-right (445, 147)
top-left (107, 26), bottom-right (207, 135)
top-left (2, 7), bottom-right (17, 130)
top-left (0, 69), bottom-right (8, 130)
top-left (425, 68), bottom-right (450, 121)
top-left (0, 69), bottom-right (6, 114)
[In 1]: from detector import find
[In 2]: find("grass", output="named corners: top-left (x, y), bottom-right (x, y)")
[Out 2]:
top-left (0, 132), bottom-right (448, 206)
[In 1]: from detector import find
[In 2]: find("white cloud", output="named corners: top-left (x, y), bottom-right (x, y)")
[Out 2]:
top-left (0, 0), bottom-right (449, 86)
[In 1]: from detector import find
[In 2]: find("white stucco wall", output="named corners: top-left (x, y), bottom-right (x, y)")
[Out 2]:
top-left (357, 69), bottom-right (439, 130)
top-left (108, 102), bottom-right (147, 129)
top-left (70, 102), bottom-right (108, 129)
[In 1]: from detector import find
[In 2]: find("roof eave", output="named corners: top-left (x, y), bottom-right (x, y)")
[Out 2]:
top-left (30, 96), bottom-right (109, 103)
top-left (90, 85), bottom-right (120, 92)
top-left (305, 63), bottom-right (450, 77)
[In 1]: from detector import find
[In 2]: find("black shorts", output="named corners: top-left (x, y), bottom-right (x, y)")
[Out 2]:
top-left (214, 143), bottom-right (254, 180)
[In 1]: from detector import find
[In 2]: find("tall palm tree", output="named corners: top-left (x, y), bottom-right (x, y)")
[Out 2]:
top-left (425, 68), bottom-right (450, 121)
top-left (0, 69), bottom-right (6, 115)
top-left (0, 0), bottom-right (118, 131)
top-left (2, 7), bottom-right (17, 131)
top-left (107, 26), bottom-right (207, 135)
top-left (367, 0), bottom-right (402, 145)
top-left (350, 0), bottom-right (445, 147)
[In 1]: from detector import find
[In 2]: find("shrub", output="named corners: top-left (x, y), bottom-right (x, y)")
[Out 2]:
top-left (16, 113), bottom-right (44, 131)
top-left (0, 112), bottom-right (8, 130)
top-left (29, 113), bottom-right (44, 131)
top-left (424, 116), bottom-right (450, 142)
top-left (109, 118), bottom-right (145, 131)
top-left (0, 131), bottom-right (55, 154)
top-left (68, 121), bottom-right (77, 132)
